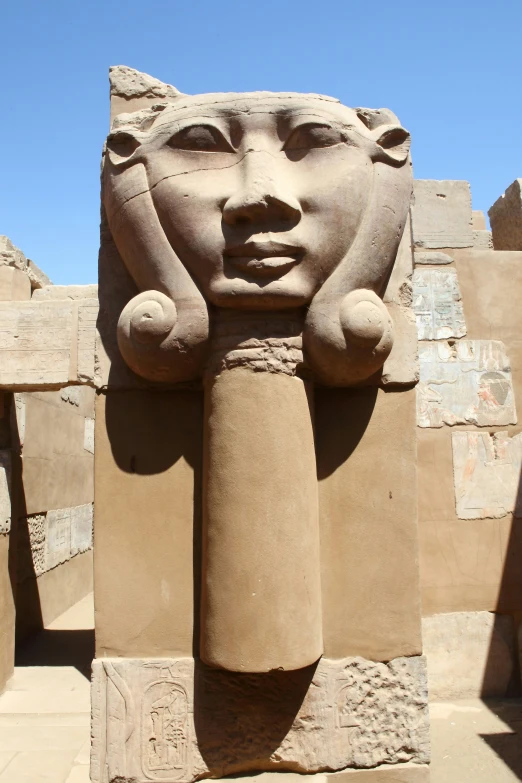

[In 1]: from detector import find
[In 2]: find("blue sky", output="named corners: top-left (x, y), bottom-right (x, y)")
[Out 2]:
top-left (1, 0), bottom-right (520, 284)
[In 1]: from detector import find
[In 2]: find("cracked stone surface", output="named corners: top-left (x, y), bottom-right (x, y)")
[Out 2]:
top-left (109, 65), bottom-right (182, 100)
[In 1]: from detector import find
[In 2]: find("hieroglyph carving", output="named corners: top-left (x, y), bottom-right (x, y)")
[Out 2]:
top-left (412, 269), bottom-right (466, 340)
top-left (91, 656), bottom-right (429, 782)
top-left (417, 340), bottom-right (517, 428)
top-left (102, 89), bottom-right (413, 387)
top-left (143, 679), bottom-right (190, 779)
top-left (452, 431), bottom-right (522, 519)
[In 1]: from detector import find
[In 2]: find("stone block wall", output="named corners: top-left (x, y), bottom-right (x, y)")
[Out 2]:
top-left (13, 386), bottom-right (95, 641)
top-left (0, 236), bottom-right (97, 692)
top-left (412, 180), bottom-right (522, 700)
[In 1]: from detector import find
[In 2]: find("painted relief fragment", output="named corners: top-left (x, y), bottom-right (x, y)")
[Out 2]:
top-left (452, 431), bottom-right (522, 519)
top-left (417, 340), bottom-right (517, 428)
top-left (412, 269), bottom-right (467, 340)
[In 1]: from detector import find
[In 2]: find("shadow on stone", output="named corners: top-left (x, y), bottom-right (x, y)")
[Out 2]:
top-left (104, 388), bottom-right (202, 475)
top-left (480, 700), bottom-right (522, 781)
top-left (315, 385), bottom-right (378, 480)
top-left (193, 659), bottom-right (317, 777)
top-left (15, 628), bottom-right (95, 680)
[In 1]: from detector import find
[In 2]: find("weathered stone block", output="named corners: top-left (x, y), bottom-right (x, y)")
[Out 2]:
top-left (109, 65), bottom-right (183, 124)
top-left (452, 431), bottom-right (522, 519)
top-left (77, 300), bottom-right (99, 383)
top-left (69, 503), bottom-right (94, 556)
top-left (422, 611), bottom-right (516, 699)
top-left (84, 417), bottom-right (94, 454)
top-left (411, 180), bottom-right (473, 248)
top-left (414, 251), bottom-right (453, 265)
top-left (0, 299), bottom-right (98, 389)
top-left (0, 301), bottom-right (73, 388)
top-left (417, 340), bottom-right (517, 427)
top-left (90, 655), bottom-right (429, 783)
top-left (19, 504), bottom-right (93, 578)
top-left (0, 266), bottom-right (31, 301)
top-left (45, 507), bottom-right (72, 570)
top-left (0, 235), bottom-right (51, 289)
top-left (489, 178), bottom-right (522, 250)
top-left (20, 391), bottom-right (94, 513)
top-left (32, 284), bottom-right (98, 301)
top-left (412, 268), bottom-right (466, 340)
top-left (472, 210), bottom-right (487, 230)
top-left (12, 393), bottom-right (25, 446)
top-left (473, 229), bottom-right (493, 248)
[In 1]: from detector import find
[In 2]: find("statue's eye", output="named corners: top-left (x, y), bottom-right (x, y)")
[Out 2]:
top-left (168, 125), bottom-right (234, 152)
top-left (284, 123), bottom-right (345, 151)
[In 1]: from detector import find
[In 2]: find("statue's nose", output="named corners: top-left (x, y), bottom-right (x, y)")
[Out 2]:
top-left (222, 150), bottom-right (301, 227)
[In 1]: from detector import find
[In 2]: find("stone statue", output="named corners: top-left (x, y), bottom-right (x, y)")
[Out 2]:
top-left (102, 87), bottom-right (412, 674)
top-left (92, 69), bottom-right (429, 783)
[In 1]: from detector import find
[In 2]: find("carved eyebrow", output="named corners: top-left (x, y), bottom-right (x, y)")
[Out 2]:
top-left (152, 113), bottom-right (233, 136)
top-left (281, 111), bottom-right (357, 131)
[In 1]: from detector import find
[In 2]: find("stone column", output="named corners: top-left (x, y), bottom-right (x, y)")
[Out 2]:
top-left (200, 312), bottom-right (323, 672)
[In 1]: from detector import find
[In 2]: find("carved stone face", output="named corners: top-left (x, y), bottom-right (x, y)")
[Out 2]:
top-left (107, 93), bottom-right (406, 310)
top-left (105, 89), bottom-right (412, 385)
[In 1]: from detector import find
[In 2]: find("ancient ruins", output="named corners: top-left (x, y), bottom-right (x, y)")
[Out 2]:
top-left (1, 66), bottom-right (522, 782)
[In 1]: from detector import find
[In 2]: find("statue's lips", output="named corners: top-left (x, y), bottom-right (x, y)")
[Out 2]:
top-left (224, 241), bottom-right (302, 278)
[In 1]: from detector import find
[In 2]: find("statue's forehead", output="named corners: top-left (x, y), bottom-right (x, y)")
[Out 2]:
top-left (152, 92), bottom-right (360, 126)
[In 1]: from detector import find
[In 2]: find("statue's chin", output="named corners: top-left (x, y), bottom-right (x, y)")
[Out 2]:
top-left (206, 275), bottom-right (314, 310)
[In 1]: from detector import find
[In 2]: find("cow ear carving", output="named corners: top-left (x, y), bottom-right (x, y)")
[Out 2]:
top-left (303, 122), bottom-right (413, 386)
top-left (374, 125), bottom-right (411, 165)
top-left (106, 130), bottom-right (143, 165)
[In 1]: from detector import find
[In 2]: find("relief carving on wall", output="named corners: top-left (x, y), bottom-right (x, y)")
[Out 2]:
top-left (91, 656), bottom-right (429, 783)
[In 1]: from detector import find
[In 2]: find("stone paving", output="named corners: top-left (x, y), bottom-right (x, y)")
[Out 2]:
top-left (0, 592), bottom-right (521, 782)
top-left (0, 594), bottom-right (92, 782)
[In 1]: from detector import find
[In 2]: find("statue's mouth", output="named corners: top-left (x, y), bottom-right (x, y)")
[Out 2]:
top-left (224, 241), bottom-right (302, 278)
